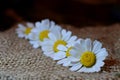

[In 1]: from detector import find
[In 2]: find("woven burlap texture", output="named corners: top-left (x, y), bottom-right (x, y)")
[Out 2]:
top-left (0, 24), bottom-right (120, 80)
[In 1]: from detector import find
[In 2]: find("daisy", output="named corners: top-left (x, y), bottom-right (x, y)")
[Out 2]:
top-left (41, 29), bottom-right (79, 63)
top-left (69, 38), bottom-right (108, 73)
top-left (56, 37), bottom-right (81, 67)
top-left (28, 19), bottom-right (61, 48)
top-left (16, 22), bottom-right (34, 39)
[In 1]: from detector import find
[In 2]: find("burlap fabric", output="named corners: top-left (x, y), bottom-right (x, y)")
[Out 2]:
top-left (0, 24), bottom-right (120, 80)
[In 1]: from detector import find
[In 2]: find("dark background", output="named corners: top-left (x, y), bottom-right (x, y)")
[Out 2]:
top-left (0, 0), bottom-right (120, 31)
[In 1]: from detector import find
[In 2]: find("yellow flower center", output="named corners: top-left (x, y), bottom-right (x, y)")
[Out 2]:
top-left (24, 28), bottom-right (32, 35)
top-left (66, 47), bottom-right (72, 57)
top-left (80, 51), bottom-right (96, 67)
top-left (39, 30), bottom-right (50, 41)
top-left (53, 40), bottom-right (67, 52)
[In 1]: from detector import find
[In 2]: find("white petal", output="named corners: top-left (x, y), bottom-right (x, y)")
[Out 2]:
top-left (49, 21), bottom-right (57, 31)
top-left (62, 29), bottom-right (66, 36)
top-left (29, 41), bottom-right (41, 48)
top-left (63, 61), bottom-right (71, 67)
top-left (33, 44), bottom-right (40, 48)
top-left (50, 21), bottom-right (55, 27)
top-left (57, 45), bottom-right (67, 51)
top-left (78, 67), bottom-right (93, 73)
top-left (89, 67), bottom-right (100, 72)
top-left (85, 38), bottom-right (92, 51)
top-left (95, 60), bottom-right (105, 67)
top-left (62, 57), bottom-right (76, 66)
top-left (28, 33), bottom-right (39, 40)
top-left (70, 63), bottom-right (82, 71)
top-left (43, 51), bottom-right (54, 57)
top-left (24, 35), bottom-right (29, 39)
top-left (18, 24), bottom-right (26, 29)
top-left (66, 43), bottom-right (73, 48)
top-left (75, 39), bottom-right (81, 44)
top-left (35, 22), bottom-right (41, 28)
top-left (55, 25), bottom-right (62, 31)
top-left (16, 28), bottom-right (25, 32)
top-left (41, 19), bottom-right (50, 29)
top-left (70, 49), bottom-right (78, 57)
top-left (70, 47), bottom-right (82, 58)
top-left (41, 19), bottom-right (49, 25)
top-left (57, 58), bottom-right (67, 64)
top-left (42, 46), bottom-right (53, 52)
top-left (85, 68), bottom-right (95, 73)
top-left (74, 42), bottom-right (85, 54)
top-left (67, 37), bottom-right (79, 47)
top-left (68, 36), bottom-right (77, 43)
top-left (63, 31), bottom-right (72, 41)
top-left (53, 51), bottom-right (66, 60)
top-left (26, 22), bottom-right (34, 28)
top-left (78, 67), bottom-right (86, 72)
top-left (51, 28), bottom-right (61, 39)
top-left (48, 33), bottom-right (57, 41)
top-left (31, 28), bottom-right (41, 33)
top-left (79, 39), bottom-right (86, 52)
top-left (41, 40), bottom-right (54, 46)
top-left (57, 58), bottom-right (72, 67)
top-left (92, 40), bottom-right (102, 54)
top-left (91, 61), bottom-right (104, 72)
top-left (69, 56), bottom-right (80, 62)
top-left (18, 34), bottom-right (25, 38)
top-left (96, 48), bottom-right (108, 60)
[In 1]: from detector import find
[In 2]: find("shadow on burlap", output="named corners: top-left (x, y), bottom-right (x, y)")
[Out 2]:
top-left (0, 23), bottom-right (120, 80)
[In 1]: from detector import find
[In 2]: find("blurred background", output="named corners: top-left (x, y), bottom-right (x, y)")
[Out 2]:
top-left (0, 0), bottom-right (120, 31)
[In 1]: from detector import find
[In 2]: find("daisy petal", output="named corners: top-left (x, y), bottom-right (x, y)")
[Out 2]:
top-left (26, 22), bottom-right (34, 28)
top-left (35, 22), bottom-right (41, 28)
top-left (70, 49), bottom-right (78, 57)
top-left (57, 45), bottom-right (67, 51)
top-left (28, 33), bottom-right (39, 40)
top-left (63, 31), bottom-right (72, 41)
top-left (96, 48), bottom-right (108, 60)
top-left (57, 58), bottom-right (67, 64)
top-left (43, 51), bottom-right (54, 57)
top-left (53, 51), bottom-right (66, 60)
top-left (41, 40), bottom-right (54, 46)
top-left (41, 19), bottom-right (49, 25)
top-left (18, 34), bottom-right (24, 38)
top-left (68, 36), bottom-right (77, 43)
top-left (48, 33), bottom-right (57, 41)
top-left (18, 24), bottom-right (26, 29)
top-left (85, 38), bottom-right (92, 51)
top-left (42, 46), bottom-right (53, 52)
top-left (70, 63), bottom-right (82, 71)
top-left (77, 67), bottom-right (86, 72)
top-left (51, 28), bottom-right (61, 39)
top-left (70, 56), bottom-right (80, 62)
top-left (91, 61), bottom-right (104, 72)
top-left (41, 19), bottom-right (50, 29)
top-left (95, 60), bottom-right (105, 67)
top-left (78, 67), bottom-right (92, 73)
top-left (29, 41), bottom-right (40, 48)
top-left (63, 61), bottom-right (71, 67)
top-left (62, 29), bottom-right (66, 36)
top-left (92, 40), bottom-right (102, 54)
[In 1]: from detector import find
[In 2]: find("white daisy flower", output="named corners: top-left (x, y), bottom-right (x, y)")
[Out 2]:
top-left (69, 38), bottom-right (108, 73)
top-left (16, 22), bottom-right (34, 39)
top-left (41, 29), bottom-right (79, 62)
top-left (56, 37), bottom-right (81, 67)
top-left (28, 19), bottom-right (61, 48)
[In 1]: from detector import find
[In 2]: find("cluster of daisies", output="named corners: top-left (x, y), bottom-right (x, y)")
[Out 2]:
top-left (16, 19), bottom-right (108, 73)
